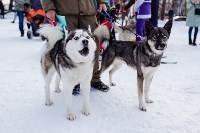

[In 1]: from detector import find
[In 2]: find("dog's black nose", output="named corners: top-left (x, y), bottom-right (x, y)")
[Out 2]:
top-left (160, 43), bottom-right (166, 48)
top-left (82, 40), bottom-right (88, 47)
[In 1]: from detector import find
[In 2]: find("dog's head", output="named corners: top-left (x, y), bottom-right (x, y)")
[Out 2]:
top-left (64, 26), bottom-right (96, 64)
top-left (145, 20), bottom-right (173, 54)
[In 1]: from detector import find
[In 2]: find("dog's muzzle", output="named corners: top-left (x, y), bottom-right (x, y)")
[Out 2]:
top-left (79, 40), bottom-right (89, 56)
top-left (157, 43), bottom-right (166, 50)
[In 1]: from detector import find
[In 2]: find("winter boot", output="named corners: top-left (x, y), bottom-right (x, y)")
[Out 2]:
top-left (193, 27), bottom-right (198, 46)
top-left (193, 39), bottom-right (197, 46)
top-left (72, 85), bottom-right (80, 95)
top-left (189, 37), bottom-right (193, 45)
top-left (20, 30), bottom-right (24, 37)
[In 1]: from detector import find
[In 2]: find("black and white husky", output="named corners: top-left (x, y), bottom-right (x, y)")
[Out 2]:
top-left (38, 25), bottom-right (96, 120)
top-left (94, 20), bottom-right (173, 111)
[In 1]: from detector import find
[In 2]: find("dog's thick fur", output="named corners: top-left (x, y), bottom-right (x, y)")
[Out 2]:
top-left (38, 24), bottom-right (96, 120)
top-left (94, 20), bottom-right (173, 111)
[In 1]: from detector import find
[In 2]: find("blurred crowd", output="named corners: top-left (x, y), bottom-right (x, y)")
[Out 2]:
top-left (0, 0), bottom-right (199, 43)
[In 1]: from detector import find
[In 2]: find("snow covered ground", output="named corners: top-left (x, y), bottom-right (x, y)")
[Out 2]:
top-left (0, 13), bottom-right (200, 133)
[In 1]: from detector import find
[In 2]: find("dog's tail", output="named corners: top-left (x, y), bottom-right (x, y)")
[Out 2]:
top-left (93, 25), bottom-right (110, 49)
top-left (37, 24), bottom-right (64, 49)
top-left (93, 25), bottom-right (110, 40)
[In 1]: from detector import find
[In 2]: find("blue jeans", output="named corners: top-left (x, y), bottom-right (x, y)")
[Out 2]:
top-left (17, 11), bottom-right (25, 34)
top-left (136, 19), bottom-right (148, 42)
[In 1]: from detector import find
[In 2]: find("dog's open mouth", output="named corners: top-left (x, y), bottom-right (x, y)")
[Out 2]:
top-left (156, 48), bottom-right (165, 51)
top-left (79, 47), bottom-right (89, 56)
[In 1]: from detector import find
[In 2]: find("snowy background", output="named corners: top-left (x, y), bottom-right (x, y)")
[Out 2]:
top-left (0, 13), bottom-right (200, 133)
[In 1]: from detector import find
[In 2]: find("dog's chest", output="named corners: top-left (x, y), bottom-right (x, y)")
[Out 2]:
top-left (142, 54), bottom-right (162, 67)
top-left (61, 63), bottom-right (93, 81)
top-left (141, 65), bottom-right (159, 78)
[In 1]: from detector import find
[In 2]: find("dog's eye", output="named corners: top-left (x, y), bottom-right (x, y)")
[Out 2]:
top-left (152, 36), bottom-right (156, 40)
top-left (86, 36), bottom-right (90, 39)
top-left (74, 37), bottom-right (79, 40)
top-left (163, 35), bottom-right (167, 39)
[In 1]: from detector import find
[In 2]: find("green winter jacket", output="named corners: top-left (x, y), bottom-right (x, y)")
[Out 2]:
top-left (41, 0), bottom-right (108, 16)
top-left (186, 0), bottom-right (200, 27)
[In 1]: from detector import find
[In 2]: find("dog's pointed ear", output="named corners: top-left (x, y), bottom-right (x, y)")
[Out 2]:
top-left (163, 20), bottom-right (173, 35)
top-left (145, 20), bottom-right (154, 36)
top-left (88, 25), bottom-right (92, 33)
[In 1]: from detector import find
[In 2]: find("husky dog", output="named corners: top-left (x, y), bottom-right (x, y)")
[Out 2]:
top-left (94, 20), bottom-right (173, 111)
top-left (38, 25), bottom-right (97, 120)
top-left (114, 16), bottom-right (136, 41)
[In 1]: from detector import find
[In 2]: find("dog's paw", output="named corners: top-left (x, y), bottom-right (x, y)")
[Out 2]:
top-left (139, 105), bottom-right (147, 112)
top-left (45, 100), bottom-right (53, 106)
top-left (55, 88), bottom-right (61, 93)
top-left (67, 114), bottom-right (77, 121)
top-left (82, 110), bottom-right (90, 116)
top-left (146, 99), bottom-right (154, 103)
top-left (110, 82), bottom-right (116, 86)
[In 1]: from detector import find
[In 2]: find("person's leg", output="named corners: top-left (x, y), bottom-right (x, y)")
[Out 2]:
top-left (136, 19), bottom-right (146, 42)
top-left (32, 22), bottom-right (40, 36)
top-left (193, 27), bottom-right (198, 46)
top-left (0, 8), bottom-right (3, 19)
top-left (188, 27), bottom-right (193, 45)
top-left (65, 15), bottom-right (79, 30)
top-left (79, 15), bottom-right (109, 92)
top-left (1, 7), bottom-right (4, 19)
top-left (13, 12), bottom-right (17, 23)
top-left (17, 11), bottom-right (24, 36)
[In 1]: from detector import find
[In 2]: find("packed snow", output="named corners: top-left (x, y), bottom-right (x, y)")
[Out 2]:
top-left (0, 13), bottom-right (200, 133)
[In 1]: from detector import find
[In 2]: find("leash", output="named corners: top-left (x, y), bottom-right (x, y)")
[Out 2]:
top-left (101, 10), bottom-right (145, 41)
top-left (114, 20), bottom-right (145, 41)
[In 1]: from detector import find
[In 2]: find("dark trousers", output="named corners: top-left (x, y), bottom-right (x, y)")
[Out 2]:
top-left (0, 7), bottom-right (4, 19)
top-left (136, 19), bottom-right (147, 42)
top-left (17, 11), bottom-right (25, 34)
top-left (189, 27), bottom-right (198, 42)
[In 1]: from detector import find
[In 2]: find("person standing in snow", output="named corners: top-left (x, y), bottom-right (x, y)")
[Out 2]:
top-left (186, 0), bottom-right (200, 46)
top-left (134, 0), bottom-right (151, 42)
top-left (14, 0), bottom-right (30, 37)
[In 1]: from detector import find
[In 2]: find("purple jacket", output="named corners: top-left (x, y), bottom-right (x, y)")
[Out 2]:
top-left (134, 0), bottom-right (151, 19)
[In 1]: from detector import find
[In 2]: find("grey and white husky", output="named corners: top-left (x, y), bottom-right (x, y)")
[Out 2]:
top-left (94, 20), bottom-right (173, 111)
top-left (38, 25), bottom-right (96, 120)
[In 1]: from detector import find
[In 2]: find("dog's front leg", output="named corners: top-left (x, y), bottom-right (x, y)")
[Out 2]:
top-left (63, 80), bottom-right (76, 121)
top-left (144, 74), bottom-right (154, 103)
top-left (80, 80), bottom-right (91, 116)
top-left (43, 67), bottom-right (55, 106)
top-left (109, 61), bottom-right (122, 86)
top-left (55, 75), bottom-right (61, 93)
top-left (137, 74), bottom-right (146, 111)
